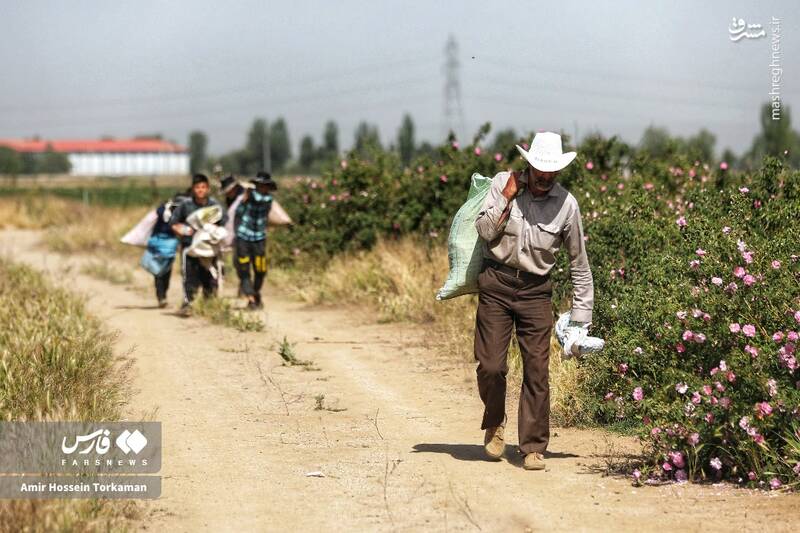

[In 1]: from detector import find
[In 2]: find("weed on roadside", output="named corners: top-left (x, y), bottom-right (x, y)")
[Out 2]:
top-left (191, 296), bottom-right (264, 332)
top-left (314, 394), bottom-right (346, 412)
top-left (277, 336), bottom-right (316, 369)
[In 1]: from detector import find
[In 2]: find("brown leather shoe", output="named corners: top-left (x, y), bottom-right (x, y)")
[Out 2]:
top-left (523, 452), bottom-right (545, 470)
top-left (483, 416), bottom-right (507, 460)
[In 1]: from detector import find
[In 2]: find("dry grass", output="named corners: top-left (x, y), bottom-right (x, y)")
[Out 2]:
top-left (0, 258), bottom-right (139, 530)
top-left (0, 196), bottom-right (146, 258)
top-left (272, 236), bottom-right (591, 425)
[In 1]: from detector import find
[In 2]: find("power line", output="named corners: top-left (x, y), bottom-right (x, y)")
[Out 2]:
top-left (0, 54), bottom-right (439, 114)
top-left (0, 75), bottom-right (437, 130)
top-left (472, 54), bottom-right (774, 96)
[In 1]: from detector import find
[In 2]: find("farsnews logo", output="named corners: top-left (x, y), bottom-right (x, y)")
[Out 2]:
top-left (60, 428), bottom-right (150, 468)
top-left (61, 428), bottom-right (148, 455)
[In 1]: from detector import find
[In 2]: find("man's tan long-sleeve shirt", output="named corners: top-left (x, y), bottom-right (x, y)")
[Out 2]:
top-left (474, 171), bottom-right (594, 323)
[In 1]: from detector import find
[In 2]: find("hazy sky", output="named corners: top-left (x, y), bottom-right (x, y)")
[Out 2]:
top-left (1, 1), bottom-right (797, 157)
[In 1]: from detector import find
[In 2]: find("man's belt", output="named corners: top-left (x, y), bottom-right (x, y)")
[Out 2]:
top-left (485, 258), bottom-right (550, 283)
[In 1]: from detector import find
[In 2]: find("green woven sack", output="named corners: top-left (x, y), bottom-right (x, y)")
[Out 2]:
top-left (436, 173), bottom-right (493, 300)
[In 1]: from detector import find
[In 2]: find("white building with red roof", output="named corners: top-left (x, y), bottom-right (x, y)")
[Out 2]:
top-left (0, 138), bottom-right (189, 176)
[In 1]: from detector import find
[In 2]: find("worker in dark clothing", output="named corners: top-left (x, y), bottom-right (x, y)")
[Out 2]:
top-left (234, 171), bottom-right (276, 310)
top-left (150, 191), bottom-right (189, 307)
top-left (169, 174), bottom-right (228, 314)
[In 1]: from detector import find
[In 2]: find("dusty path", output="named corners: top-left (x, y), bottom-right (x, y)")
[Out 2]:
top-left (1, 229), bottom-right (798, 532)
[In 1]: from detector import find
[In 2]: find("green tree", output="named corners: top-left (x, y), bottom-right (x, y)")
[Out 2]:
top-left (246, 118), bottom-right (269, 174)
top-left (686, 128), bottom-right (716, 162)
top-left (0, 147), bottom-right (22, 174)
top-left (38, 144), bottom-right (70, 174)
top-left (188, 130), bottom-right (208, 174)
top-left (270, 118), bottom-right (291, 171)
top-left (397, 113), bottom-right (416, 165)
top-left (639, 125), bottom-right (683, 159)
top-left (323, 120), bottom-right (339, 156)
top-left (353, 121), bottom-right (381, 156)
top-left (299, 135), bottom-right (316, 171)
top-left (490, 128), bottom-right (518, 153)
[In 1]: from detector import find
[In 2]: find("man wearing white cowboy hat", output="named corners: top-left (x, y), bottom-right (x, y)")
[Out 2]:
top-left (473, 131), bottom-right (594, 470)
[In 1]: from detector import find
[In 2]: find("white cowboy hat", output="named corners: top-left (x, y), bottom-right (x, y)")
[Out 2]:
top-left (516, 131), bottom-right (577, 172)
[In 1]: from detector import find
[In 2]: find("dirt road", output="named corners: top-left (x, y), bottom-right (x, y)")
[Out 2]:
top-left (1, 229), bottom-right (798, 532)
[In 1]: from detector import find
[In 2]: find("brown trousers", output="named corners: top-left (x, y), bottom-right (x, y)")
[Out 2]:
top-left (474, 262), bottom-right (553, 455)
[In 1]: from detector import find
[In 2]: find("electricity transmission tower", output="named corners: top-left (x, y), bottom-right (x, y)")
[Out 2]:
top-left (443, 34), bottom-right (465, 142)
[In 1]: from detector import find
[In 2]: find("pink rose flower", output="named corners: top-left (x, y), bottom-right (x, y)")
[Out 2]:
top-left (676, 382), bottom-right (688, 394)
top-left (585, 161), bottom-right (594, 170)
top-left (688, 433), bottom-right (700, 445)
top-left (788, 331), bottom-right (798, 342)
top-left (676, 342), bottom-right (686, 353)
top-left (767, 378), bottom-right (778, 396)
top-left (729, 323), bottom-right (741, 333)
top-left (719, 161), bottom-right (729, 170)
top-left (756, 401), bottom-right (773, 418)
top-left (474, 147), bottom-right (482, 156)
top-left (696, 248), bottom-right (706, 257)
top-left (676, 216), bottom-right (687, 227)
top-left (669, 451), bottom-right (685, 468)
top-left (711, 277), bottom-right (723, 286)
top-left (770, 478), bottom-right (782, 490)
top-left (676, 310), bottom-right (688, 320)
top-left (722, 226), bottom-right (731, 234)
top-left (440, 174), bottom-right (448, 183)
top-left (743, 274), bottom-right (756, 286)
top-left (710, 457), bottom-right (722, 470)
top-left (632, 387), bottom-right (644, 402)
top-left (739, 186), bottom-right (749, 193)
top-left (618, 363), bottom-right (629, 375)
top-left (733, 266), bottom-right (746, 278)
top-left (771, 260), bottom-right (781, 269)
top-left (694, 333), bottom-right (706, 343)
top-left (682, 330), bottom-right (694, 341)
top-left (689, 259), bottom-right (700, 269)
top-left (742, 324), bottom-right (756, 337)
top-left (773, 331), bottom-right (784, 343)
top-left (745, 344), bottom-right (759, 358)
